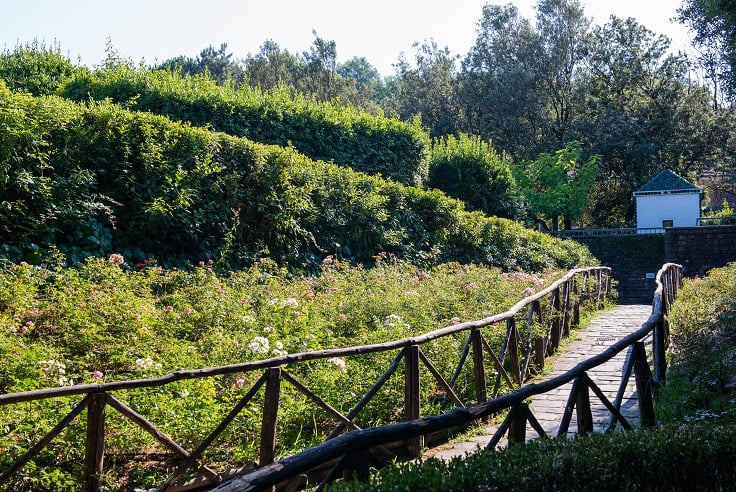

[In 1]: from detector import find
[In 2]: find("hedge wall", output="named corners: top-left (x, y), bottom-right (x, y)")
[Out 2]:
top-left (58, 66), bottom-right (430, 186)
top-left (0, 81), bottom-right (594, 270)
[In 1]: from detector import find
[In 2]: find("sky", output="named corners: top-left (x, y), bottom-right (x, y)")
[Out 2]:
top-left (0, 0), bottom-right (694, 76)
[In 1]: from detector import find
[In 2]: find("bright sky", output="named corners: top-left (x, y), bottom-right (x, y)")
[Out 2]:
top-left (0, 0), bottom-right (693, 76)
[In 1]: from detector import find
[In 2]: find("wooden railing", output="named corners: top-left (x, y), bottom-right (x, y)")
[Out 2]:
top-left (0, 266), bottom-right (612, 492)
top-left (212, 263), bottom-right (681, 492)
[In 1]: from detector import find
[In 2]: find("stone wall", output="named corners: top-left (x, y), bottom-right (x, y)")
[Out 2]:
top-left (573, 234), bottom-right (665, 305)
top-left (664, 225), bottom-right (736, 277)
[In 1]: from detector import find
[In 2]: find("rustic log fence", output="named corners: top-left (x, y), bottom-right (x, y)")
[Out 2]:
top-left (212, 263), bottom-right (680, 492)
top-left (0, 266), bottom-right (612, 491)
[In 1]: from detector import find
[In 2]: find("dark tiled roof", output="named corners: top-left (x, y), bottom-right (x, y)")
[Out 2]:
top-left (636, 169), bottom-right (701, 193)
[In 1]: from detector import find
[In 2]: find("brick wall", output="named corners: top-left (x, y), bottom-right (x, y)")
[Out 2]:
top-left (665, 225), bottom-right (736, 277)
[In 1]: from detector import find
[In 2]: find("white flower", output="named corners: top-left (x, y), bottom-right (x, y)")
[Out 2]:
top-left (327, 357), bottom-right (347, 373)
top-left (382, 314), bottom-right (410, 329)
top-left (135, 357), bottom-right (154, 370)
top-left (280, 297), bottom-right (299, 308)
top-left (181, 389), bottom-right (189, 398)
top-left (248, 336), bottom-right (270, 354)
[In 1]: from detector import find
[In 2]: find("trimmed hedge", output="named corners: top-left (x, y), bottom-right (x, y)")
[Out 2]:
top-left (334, 422), bottom-right (736, 491)
top-left (58, 65), bottom-right (430, 186)
top-left (0, 82), bottom-right (595, 270)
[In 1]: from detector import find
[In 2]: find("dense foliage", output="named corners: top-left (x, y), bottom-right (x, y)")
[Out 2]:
top-left (58, 65), bottom-right (430, 187)
top-left (333, 421), bottom-right (736, 491)
top-left (0, 255), bottom-right (568, 490)
top-left (428, 133), bottom-right (522, 219)
top-left (658, 262), bottom-right (736, 424)
top-left (0, 41), bottom-right (78, 96)
top-left (0, 81), bottom-right (594, 271)
top-left (141, 0), bottom-right (732, 228)
top-left (513, 142), bottom-right (600, 230)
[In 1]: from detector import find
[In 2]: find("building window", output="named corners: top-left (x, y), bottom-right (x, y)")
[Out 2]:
top-left (662, 219), bottom-right (674, 228)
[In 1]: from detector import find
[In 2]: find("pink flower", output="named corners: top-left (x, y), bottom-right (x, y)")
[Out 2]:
top-left (450, 316), bottom-right (461, 325)
top-left (93, 371), bottom-right (104, 380)
top-left (304, 290), bottom-right (316, 299)
top-left (419, 271), bottom-right (430, 280)
top-left (521, 287), bottom-right (535, 298)
top-left (235, 378), bottom-right (244, 388)
top-left (165, 305), bottom-right (174, 313)
top-left (461, 310), bottom-right (467, 316)
top-left (208, 259), bottom-right (214, 265)
top-left (339, 313), bottom-right (347, 320)
top-left (240, 298), bottom-right (248, 304)
top-left (108, 253), bottom-right (124, 264)
top-left (135, 262), bottom-right (144, 268)
top-left (322, 255), bottom-right (334, 265)
top-left (293, 311), bottom-right (301, 317)
top-left (139, 326), bottom-right (150, 334)
top-left (199, 260), bottom-right (205, 266)
top-left (25, 321), bottom-right (34, 328)
top-left (184, 307), bottom-right (194, 315)
top-left (463, 282), bottom-right (477, 291)
top-left (411, 276), bottom-right (419, 285)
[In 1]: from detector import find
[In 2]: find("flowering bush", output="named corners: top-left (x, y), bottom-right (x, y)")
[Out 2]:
top-left (0, 254), bottom-right (577, 489)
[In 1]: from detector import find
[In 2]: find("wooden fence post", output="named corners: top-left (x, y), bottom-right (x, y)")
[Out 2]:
top-left (404, 344), bottom-right (422, 457)
top-left (471, 329), bottom-right (487, 403)
top-left (549, 287), bottom-right (562, 354)
top-left (561, 280), bottom-right (571, 338)
top-left (506, 318), bottom-right (521, 385)
top-left (575, 377), bottom-right (593, 435)
top-left (632, 342), bottom-right (656, 427)
top-left (84, 391), bottom-right (107, 492)
top-left (572, 277), bottom-right (580, 328)
top-left (653, 314), bottom-right (668, 385)
top-left (507, 404), bottom-right (527, 446)
top-left (260, 367), bottom-right (281, 467)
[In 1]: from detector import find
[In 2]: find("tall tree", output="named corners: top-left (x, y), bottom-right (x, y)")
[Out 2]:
top-left (578, 16), bottom-right (721, 225)
top-left (513, 142), bottom-right (600, 230)
top-left (460, 4), bottom-right (545, 159)
top-left (242, 39), bottom-right (303, 91)
top-left (535, 0), bottom-right (591, 146)
top-left (390, 39), bottom-right (462, 137)
top-left (678, 0), bottom-right (736, 103)
top-left (158, 43), bottom-right (245, 87)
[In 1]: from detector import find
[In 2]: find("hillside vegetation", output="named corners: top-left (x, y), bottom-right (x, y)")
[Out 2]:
top-left (0, 75), bottom-right (594, 271)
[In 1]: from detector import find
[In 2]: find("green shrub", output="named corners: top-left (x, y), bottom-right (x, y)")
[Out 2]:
top-left (658, 262), bottom-right (736, 423)
top-left (333, 422), bottom-right (736, 491)
top-left (0, 84), bottom-right (596, 271)
top-left (428, 133), bottom-right (522, 219)
top-left (58, 65), bottom-right (430, 186)
top-left (0, 41), bottom-right (79, 96)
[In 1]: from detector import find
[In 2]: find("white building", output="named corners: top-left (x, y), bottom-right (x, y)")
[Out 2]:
top-left (633, 169), bottom-right (702, 231)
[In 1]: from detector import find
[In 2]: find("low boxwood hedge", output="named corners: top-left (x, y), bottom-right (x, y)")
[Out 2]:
top-left (334, 422), bottom-right (736, 491)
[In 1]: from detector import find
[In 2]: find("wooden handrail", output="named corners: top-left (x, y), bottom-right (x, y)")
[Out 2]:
top-left (0, 266), bottom-right (614, 491)
top-left (212, 264), bottom-right (681, 492)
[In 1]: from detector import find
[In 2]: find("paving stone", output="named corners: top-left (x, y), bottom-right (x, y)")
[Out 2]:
top-left (423, 304), bottom-right (652, 461)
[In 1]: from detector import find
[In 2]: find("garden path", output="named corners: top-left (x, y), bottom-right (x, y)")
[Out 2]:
top-left (423, 304), bottom-right (653, 460)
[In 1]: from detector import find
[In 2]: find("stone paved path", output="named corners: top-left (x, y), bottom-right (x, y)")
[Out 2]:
top-left (424, 304), bottom-right (652, 461)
